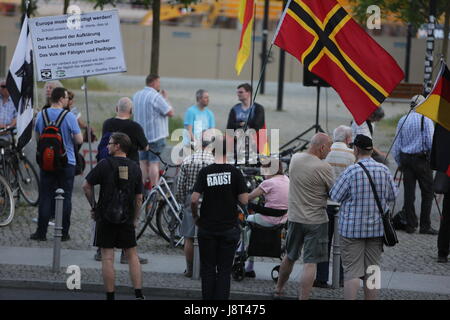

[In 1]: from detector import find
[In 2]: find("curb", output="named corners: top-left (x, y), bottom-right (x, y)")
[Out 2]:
top-left (0, 278), bottom-right (291, 300)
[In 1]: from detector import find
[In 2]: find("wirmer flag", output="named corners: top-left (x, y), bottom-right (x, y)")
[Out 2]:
top-left (235, 0), bottom-right (255, 75)
top-left (415, 61), bottom-right (450, 132)
top-left (272, 0), bottom-right (404, 125)
top-left (6, 14), bottom-right (34, 150)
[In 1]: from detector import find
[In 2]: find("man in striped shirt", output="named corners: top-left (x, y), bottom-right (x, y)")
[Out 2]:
top-left (392, 95), bottom-right (437, 235)
top-left (330, 134), bottom-right (398, 300)
top-left (133, 74), bottom-right (174, 188)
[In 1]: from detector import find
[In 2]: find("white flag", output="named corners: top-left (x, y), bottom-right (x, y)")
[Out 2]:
top-left (6, 15), bottom-right (34, 150)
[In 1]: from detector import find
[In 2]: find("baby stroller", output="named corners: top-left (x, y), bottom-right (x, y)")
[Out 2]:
top-left (232, 203), bottom-right (287, 282)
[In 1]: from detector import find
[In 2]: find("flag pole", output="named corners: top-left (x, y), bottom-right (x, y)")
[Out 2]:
top-left (83, 76), bottom-right (94, 171)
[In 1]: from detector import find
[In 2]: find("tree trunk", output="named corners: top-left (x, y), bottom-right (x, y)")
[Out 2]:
top-left (63, 0), bottom-right (70, 14)
top-left (443, 4), bottom-right (450, 61)
top-left (150, 0), bottom-right (161, 75)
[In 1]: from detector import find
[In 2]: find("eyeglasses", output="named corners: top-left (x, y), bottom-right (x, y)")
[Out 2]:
top-left (0, 85), bottom-right (6, 88)
top-left (107, 142), bottom-right (116, 145)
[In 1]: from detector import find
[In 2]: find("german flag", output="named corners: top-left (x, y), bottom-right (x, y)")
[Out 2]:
top-left (430, 124), bottom-right (450, 177)
top-left (272, 0), bottom-right (404, 125)
top-left (416, 62), bottom-right (450, 132)
top-left (235, 0), bottom-right (254, 75)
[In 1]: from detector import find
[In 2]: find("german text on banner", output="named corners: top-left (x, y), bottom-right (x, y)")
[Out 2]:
top-left (6, 15), bottom-right (34, 150)
top-left (272, 0), bottom-right (404, 125)
top-left (235, 0), bottom-right (255, 75)
top-left (416, 61), bottom-right (450, 132)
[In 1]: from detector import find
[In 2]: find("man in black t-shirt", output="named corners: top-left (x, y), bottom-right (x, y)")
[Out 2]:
top-left (191, 139), bottom-right (248, 300)
top-left (95, 97), bottom-right (149, 263)
top-left (83, 132), bottom-right (145, 300)
top-left (101, 97), bottom-right (149, 163)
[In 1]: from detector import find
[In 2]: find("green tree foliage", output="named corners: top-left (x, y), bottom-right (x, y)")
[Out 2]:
top-left (348, 0), bottom-right (447, 30)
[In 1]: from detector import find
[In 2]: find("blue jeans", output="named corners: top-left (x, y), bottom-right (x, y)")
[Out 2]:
top-left (36, 165), bottom-right (75, 237)
top-left (316, 205), bottom-right (344, 283)
top-left (198, 226), bottom-right (240, 300)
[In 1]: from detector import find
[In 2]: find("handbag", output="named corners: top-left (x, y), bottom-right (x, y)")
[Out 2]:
top-left (358, 162), bottom-right (398, 247)
top-left (433, 171), bottom-right (449, 194)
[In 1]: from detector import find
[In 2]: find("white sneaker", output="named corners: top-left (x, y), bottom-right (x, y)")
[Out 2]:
top-left (32, 217), bottom-right (55, 226)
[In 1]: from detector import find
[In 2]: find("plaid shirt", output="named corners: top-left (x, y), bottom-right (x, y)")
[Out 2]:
top-left (392, 111), bottom-right (434, 165)
top-left (330, 157), bottom-right (398, 239)
top-left (175, 150), bottom-right (215, 204)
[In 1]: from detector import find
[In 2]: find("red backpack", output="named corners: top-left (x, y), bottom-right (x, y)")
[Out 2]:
top-left (36, 109), bottom-right (69, 172)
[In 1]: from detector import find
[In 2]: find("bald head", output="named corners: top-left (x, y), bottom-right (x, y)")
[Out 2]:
top-left (116, 97), bottom-right (132, 116)
top-left (308, 133), bottom-right (332, 160)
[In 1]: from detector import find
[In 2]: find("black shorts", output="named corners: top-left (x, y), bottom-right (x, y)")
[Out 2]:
top-left (93, 221), bottom-right (137, 249)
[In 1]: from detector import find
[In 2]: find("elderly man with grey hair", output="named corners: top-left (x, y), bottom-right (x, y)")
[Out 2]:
top-left (94, 97), bottom-right (149, 264)
top-left (274, 133), bottom-right (335, 300)
top-left (314, 125), bottom-right (355, 288)
top-left (183, 89), bottom-right (215, 153)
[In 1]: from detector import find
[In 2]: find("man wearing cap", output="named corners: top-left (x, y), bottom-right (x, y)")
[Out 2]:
top-left (330, 135), bottom-right (398, 300)
top-left (392, 95), bottom-right (437, 235)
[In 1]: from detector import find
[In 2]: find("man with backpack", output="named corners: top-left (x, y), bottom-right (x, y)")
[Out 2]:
top-left (94, 97), bottom-right (149, 264)
top-left (83, 132), bottom-right (145, 300)
top-left (31, 87), bottom-right (83, 241)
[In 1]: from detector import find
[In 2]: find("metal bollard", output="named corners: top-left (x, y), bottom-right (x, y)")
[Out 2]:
top-left (192, 225), bottom-right (200, 280)
top-left (52, 188), bottom-right (64, 273)
top-left (331, 208), bottom-right (341, 288)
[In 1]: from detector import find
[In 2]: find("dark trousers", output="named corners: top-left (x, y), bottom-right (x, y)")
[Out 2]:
top-left (36, 165), bottom-right (75, 237)
top-left (438, 192), bottom-right (450, 258)
top-left (198, 226), bottom-right (240, 300)
top-left (316, 205), bottom-right (343, 282)
top-left (400, 153), bottom-right (433, 230)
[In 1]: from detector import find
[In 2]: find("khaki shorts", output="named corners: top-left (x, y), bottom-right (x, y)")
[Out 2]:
top-left (285, 221), bottom-right (328, 264)
top-left (341, 237), bottom-right (383, 281)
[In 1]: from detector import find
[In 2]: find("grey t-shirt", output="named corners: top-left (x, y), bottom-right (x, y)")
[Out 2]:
top-left (287, 152), bottom-right (335, 224)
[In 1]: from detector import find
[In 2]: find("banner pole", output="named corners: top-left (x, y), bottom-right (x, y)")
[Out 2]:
top-left (83, 76), bottom-right (94, 171)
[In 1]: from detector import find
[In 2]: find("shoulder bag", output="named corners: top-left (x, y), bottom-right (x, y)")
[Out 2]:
top-left (358, 162), bottom-right (398, 247)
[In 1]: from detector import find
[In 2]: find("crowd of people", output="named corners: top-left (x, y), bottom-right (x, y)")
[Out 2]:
top-left (1, 73), bottom-right (446, 300)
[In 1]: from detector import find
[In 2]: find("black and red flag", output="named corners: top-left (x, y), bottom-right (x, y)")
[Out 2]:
top-left (272, 0), bottom-right (404, 125)
top-left (6, 14), bottom-right (34, 150)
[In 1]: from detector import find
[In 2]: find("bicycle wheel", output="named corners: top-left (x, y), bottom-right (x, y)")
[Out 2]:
top-left (136, 191), bottom-right (159, 239)
top-left (17, 157), bottom-right (39, 206)
top-left (156, 202), bottom-right (182, 246)
top-left (0, 175), bottom-right (16, 227)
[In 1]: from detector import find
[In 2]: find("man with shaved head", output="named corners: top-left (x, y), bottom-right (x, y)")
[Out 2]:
top-left (94, 97), bottom-right (149, 263)
top-left (274, 133), bottom-right (335, 300)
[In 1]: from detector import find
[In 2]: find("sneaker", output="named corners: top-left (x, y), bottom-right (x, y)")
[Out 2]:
top-left (419, 228), bottom-right (439, 235)
top-left (120, 254), bottom-right (148, 264)
top-left (61, 234), bottom-right (71, 241)
top-left (437, 256), bottom-right (448, 263)
top-left (94, 250), bottom-right (102, 261)
top-left (184, 270), bottom-right (193, 277)
top-left (313, 280), bottom-right (331, 289)
top-left (245, 270), bottom-right (256, 278)
top-left (32, 217), bottom-right (54, 226)
top-left (30, 232), bottom-right (46, 241)
top-left (405, 226), bottom-right (416, 234)
top-left (135, 295), bottom-right (146, 300)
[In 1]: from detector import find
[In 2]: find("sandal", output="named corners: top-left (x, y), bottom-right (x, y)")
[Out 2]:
top-left (271, 290), bottom-right (284, 300)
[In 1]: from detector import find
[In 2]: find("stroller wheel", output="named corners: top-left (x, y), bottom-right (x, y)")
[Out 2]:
top-left (271, 265), bottom-right (280, 283)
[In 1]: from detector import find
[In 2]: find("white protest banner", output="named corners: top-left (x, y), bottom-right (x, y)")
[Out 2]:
top-left (29, 10), bottom-right (126, 81)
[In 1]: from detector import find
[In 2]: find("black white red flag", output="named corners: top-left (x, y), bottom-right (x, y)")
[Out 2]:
top-left (6, 15), bottom-right (34, 150)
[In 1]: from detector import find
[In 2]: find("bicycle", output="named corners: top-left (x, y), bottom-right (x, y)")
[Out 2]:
top-left (0, 127), bottom-right (39, 206)
top-left (136, 150), bottom-right (183, 247)
top-left (0, 171), bottom-right (15, 227)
